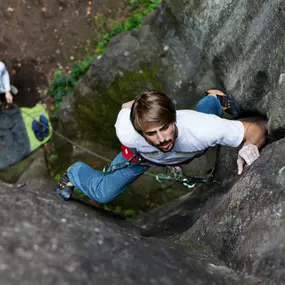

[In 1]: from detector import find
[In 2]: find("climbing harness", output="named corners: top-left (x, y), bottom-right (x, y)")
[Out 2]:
top-left (103, 158), bottom-right (219, 189)
top-left (15, 103), bottom-right (220, 190)
top-left (103, 155), bottom-right (148, 174)
top-left (103, 146), bottom-right (219, 189)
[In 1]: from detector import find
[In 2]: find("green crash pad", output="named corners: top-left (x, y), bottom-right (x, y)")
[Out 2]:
top-left (0, 105), bottom-right (52, 169)
top-left (21, 105), bottom-right (52, 152)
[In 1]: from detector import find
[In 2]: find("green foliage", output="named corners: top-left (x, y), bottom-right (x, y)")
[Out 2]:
top-left (110, 23), bottom-right (123, 37)
top-left (49, 154), bottom-right (58, 161)
top-left (74, 67), bottom-right (163, 148)
top-left (123, 209), bottom-right (137, 217)
top-left (74, 188), bottom-right (87, 199)
top-left (48, 56), bottom-right (95, 106)
top-left (54, 174), bottom-right (62, 182)
top-left (104, 204), bottom-right (137, 217)
top-left (129, 0), bottom-right (139, 8)
top-left (129, 0), bottom-right (161, 10)
top-left (48, 0), bottom-right (162, 107)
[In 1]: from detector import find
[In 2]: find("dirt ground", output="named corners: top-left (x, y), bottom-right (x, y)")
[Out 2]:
top-left (0, 0), bottom-right (130, 107)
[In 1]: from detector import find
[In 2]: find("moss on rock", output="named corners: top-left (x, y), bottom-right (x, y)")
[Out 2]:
top-left (74, 66), bottom-right (163, 148)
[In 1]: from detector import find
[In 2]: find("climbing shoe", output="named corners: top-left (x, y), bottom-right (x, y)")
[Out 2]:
top-left (56, 173), bottom-right (74, 201)
top-left (39, 114), bottom-right (49, 137)
top-left (206, 89), bottom-right (242, 118)
top-left (32, 120), bottom-right (44, 141)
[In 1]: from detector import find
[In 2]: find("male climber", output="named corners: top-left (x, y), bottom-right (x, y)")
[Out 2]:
top-left (56, 90), bottom-right (267, 203)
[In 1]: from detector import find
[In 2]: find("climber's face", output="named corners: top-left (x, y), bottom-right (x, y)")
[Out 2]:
top-left (142, 122), bottom-right (176, 152)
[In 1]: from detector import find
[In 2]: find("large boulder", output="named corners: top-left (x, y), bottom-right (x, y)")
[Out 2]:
top-left (176, 137), bottom-right (285, 284)
top-left (0, 148), bottom-right (48, 183)
top-left (153, 0), bottom-right (285, 134)
top-left (133, 137), bottom-right (285, 285)
top-left (55, 0), bottom-right (285, 210)
top-left (0, 179), bottom-right (245, 285)
top-left (60, 0), bottom-right (285, 137)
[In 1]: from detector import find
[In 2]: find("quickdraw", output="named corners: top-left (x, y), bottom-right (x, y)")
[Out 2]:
top-left (152, 166), bottom-right (219, 189)
top-left (154, 173), bottom-right (219, 188)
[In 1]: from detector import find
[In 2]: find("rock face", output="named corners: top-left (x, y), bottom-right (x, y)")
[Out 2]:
top-left (51, 1), bottom-right (285, 282)
top-left (60, 0), bottom-right (285, 137)
top-left (3, 140), bottom-right (285, 284)
top-left (178, 138), bottom-right (285, 284)
top-left (133, 138), bottom-right (285, 285)
top-left (55, 0), bottom-right (285, 209)
top-left (0, 148), bottom-right (48, 183)
top-left (3, 1), bottom-right (285, 283)
top-left (159, 0), bottom-right (285, 136)
top-left (0, 180), bottom-right (244, 285)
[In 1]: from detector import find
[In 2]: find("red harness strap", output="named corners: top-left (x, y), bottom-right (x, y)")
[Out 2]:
top-left (121, 145), bottom-right (141, 163)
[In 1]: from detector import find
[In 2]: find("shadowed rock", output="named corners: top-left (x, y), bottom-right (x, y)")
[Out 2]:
top-left (133, 138), bottom-right (285, 285)
top-left (177, 138), bottom-right (285, 284)
top-left (0, 180), bottom-right (244, 285)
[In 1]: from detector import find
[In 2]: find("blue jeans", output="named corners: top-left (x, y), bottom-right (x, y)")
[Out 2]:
top-left (67, 95), bottom-right (222, 203)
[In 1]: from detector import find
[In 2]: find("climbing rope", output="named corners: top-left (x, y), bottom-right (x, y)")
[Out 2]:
top-left (14, 103), bottom-right (219, 189)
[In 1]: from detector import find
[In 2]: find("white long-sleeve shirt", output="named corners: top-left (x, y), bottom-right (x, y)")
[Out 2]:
top-left (0, 61), bottom-right (11, 94)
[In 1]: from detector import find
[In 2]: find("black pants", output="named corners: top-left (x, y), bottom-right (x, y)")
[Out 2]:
top-left (0, 93), bottom-right (14, 110)
top-left (0, 93), bottom-right (6, 103)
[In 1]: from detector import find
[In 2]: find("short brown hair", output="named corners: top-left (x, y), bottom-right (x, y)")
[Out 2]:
top-left (130, 90), bottom-right (176, 133)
